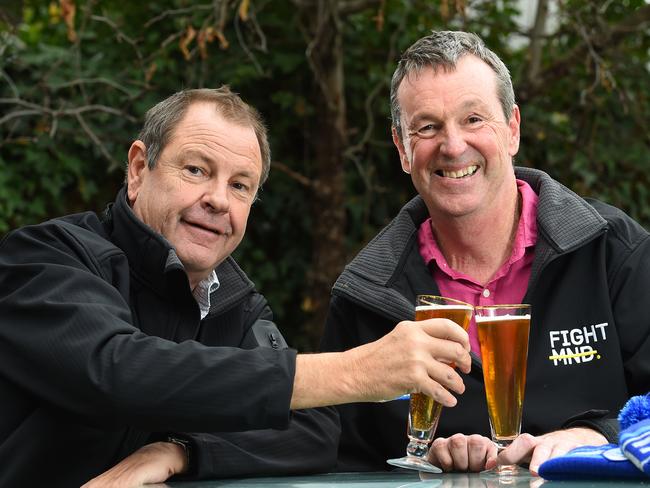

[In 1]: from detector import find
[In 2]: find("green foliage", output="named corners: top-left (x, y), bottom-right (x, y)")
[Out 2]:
top-left (1, 0), bottom-right (649, 346)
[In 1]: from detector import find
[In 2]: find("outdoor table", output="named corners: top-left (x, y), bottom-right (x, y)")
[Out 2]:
top-left (166, 470), bottom-right (650, 487)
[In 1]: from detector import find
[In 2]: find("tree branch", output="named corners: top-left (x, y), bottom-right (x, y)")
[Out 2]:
top-left (0, 109), bottom-right (42, 126)
top-left (143, 4), bottom-right (214, 29)
top-left (271, 161), bottom-right (314, 188)
top-left (51, 77), bottom-right (134, 96)
top-left (234, 7), bottom-right (265, 75)
top-left (0, 98), bottom-right (137, 125)
top-left (518, 4), bottom-right (650, 103)
top-left (75, 113), bottom-right (122, 171)
top-left (338, 0), bottom-right (382, 16)
top-left (526, 0), bottom-right (549, 83)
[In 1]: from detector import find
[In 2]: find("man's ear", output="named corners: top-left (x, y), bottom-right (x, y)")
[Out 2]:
top-left (508, 104), bottom-right (521, 157)
top-left (126, 141), bottom-right (147, 204)
top-left (392, 126), bottom-right (411, 174)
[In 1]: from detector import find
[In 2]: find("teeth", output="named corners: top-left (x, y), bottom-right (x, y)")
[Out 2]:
top-left (441, 165), bottom-right (478, 178)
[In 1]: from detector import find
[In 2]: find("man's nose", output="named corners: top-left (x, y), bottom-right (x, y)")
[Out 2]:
top-left (202, 181), bottom-right (230, 213)
top-left (439, 125), bottom-right (467, 159)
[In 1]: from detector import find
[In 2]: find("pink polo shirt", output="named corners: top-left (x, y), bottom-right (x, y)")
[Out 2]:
top-left (417, 180), bottom-right (539, 354)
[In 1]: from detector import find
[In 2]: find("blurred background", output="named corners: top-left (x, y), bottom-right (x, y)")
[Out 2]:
top-left (1, 0), bottom-right (649, 350)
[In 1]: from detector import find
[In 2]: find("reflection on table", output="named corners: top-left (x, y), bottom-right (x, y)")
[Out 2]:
top-left (163, 470), bottom-right (650, 488)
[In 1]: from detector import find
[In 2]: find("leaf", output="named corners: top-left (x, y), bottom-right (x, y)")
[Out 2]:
top-left (179, 24), bottom-right (196, 61)
top-left (239, 0), bottom-right (250, 22)
top-left (215, 28), bottom-right (229, 50)
top-left (59, 0), bottom-right (77, 43)
top-left (145, 62), bottom-right (157, 84)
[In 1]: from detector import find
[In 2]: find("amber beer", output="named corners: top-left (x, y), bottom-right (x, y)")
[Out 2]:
top-left (409, 301), bottom-right (473, 435)
top-left (476, 312), bottom-right (531, 442)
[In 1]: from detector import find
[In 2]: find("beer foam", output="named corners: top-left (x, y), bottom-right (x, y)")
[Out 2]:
top-left (475, 314), bottom-right (531, 323)
top-left (416, 304), bottom-right (473, 311)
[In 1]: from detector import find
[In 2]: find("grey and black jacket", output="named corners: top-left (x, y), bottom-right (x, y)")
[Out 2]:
top-left (0, 187), bottom-right (338, 487)
top-left (321, 167), bottom-right (650, 472)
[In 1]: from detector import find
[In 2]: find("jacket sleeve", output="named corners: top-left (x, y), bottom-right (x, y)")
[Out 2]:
top-left (566, 223), bottom-right (650, 441)
top-left (609, 232), bottom-right (650, 398)
top-left (175, 407), bottom-right (339, 479)
top-left (319, 295), bottom-right (387, 471)
top-left (562, 411), bottom-right (619, 443)
top-left (0, 223), bottom-right (296, 433)
top-left (162, 302), bottom-right (340, 478)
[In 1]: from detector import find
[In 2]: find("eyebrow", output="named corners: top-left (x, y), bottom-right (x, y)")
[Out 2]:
top-left (408, 98), bottom-right (491, 127)
top-left (182, 149), bottom-right (258, 181)
top-left (460, 99), bottom-right (490, 112)
top-left (182, 149), bottom-right (215, 165)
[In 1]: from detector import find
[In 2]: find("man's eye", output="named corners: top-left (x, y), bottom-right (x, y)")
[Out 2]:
top-left (232, 182), bottom-right (248, 192)
top-left (185, 166), bottom-right (204, 176)
top-left (412, 123), bottom-right (439, 139)
top-left (468, 115), bottom-right (483, 124)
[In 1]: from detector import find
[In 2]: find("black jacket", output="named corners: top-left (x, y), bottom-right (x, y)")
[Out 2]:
top-left (0, 188), bottom-right (338, 487)
top-left (321, 167), bottom-right (650, 471)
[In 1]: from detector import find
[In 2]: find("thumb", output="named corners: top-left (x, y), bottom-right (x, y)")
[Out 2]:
top-left (485, 454), bottom-right (498, 470)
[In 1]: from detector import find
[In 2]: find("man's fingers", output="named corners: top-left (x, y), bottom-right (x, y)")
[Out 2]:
top-left (429, 434), bottom-right (495, 473)
top-left (528, 441), bottom-right (553, 474)
top-left (529, 441), bottom-right (573, 474)
top-left (496, 429), bottom-right (609, 475)
top-left (485, 454), bottom-right (497, 470)
top-left (420, 319), bottom-right (471, 374)
top-left (418, 379), bottom-right (459, 407)
top-left (429, 437), bottom-right (454, 471)
top-left (448, 434), bottom-right (470, 471)
top-left (498, 433), bottom-right (537, 465)
top-left (467, 434), bottom-right (495, 472)
top-left (425, 359), bottom-right (466, 394)
top-left (420, 318), bottom-right (470, 349)
top-left (372, 318), bottom-right (470, 405)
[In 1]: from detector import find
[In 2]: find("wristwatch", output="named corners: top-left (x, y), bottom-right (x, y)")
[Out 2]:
top-left (166, 434), bottom-right (192, 469)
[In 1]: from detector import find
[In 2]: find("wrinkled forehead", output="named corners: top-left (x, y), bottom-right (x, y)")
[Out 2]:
top-left (169, 104), bottom-right (262, 166)
top-left (397, 57), bottom-right (499, 107)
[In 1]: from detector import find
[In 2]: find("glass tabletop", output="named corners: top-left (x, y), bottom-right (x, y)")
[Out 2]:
top-left (164, 471), bottom-right (650, 488)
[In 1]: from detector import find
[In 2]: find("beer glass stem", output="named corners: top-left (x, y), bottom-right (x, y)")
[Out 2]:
top-left (406, 438), bottom-right (429, 458)
top-left (494, 439), bottom-right (518, 475)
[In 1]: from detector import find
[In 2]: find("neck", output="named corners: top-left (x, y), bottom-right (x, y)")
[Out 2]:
top-left (429, 185), bottom-right (521, 286)
top-left (188, 272), bottom-right (207, 292)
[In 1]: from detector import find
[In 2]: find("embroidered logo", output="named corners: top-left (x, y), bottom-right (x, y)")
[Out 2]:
top-left (548, 322), bottom-right (608, 366)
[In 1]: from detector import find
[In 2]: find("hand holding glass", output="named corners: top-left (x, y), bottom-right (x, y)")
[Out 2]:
top-left (476, 304), bottom-right (531, 478)
top-left (387, 295), bottom-right (472, 473)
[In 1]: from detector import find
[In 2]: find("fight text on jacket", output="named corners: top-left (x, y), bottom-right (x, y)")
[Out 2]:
top-left (547, 322), bottom-right (608, 366)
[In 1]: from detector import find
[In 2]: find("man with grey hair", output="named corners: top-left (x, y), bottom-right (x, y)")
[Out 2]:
top-left (0, 86), bottom-right (472, 487)
top-left (322, 30), bottom-right (650, 474)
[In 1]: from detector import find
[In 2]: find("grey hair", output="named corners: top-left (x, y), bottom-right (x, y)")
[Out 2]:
top-left (390, 31), bottom-right (515, 141)
top-left (134, 86), bottom-right (271, 186)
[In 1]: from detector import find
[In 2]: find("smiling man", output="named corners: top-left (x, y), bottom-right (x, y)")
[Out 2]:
top-left (0, 87), bottom-right (473, 487)
top-left (321, 31), bottom-right (650, 474)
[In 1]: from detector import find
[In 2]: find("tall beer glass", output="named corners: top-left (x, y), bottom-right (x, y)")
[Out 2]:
top-left (387, 295), bottom-right (472, 473)
top-left (475, 304), bottom-right (531, 477)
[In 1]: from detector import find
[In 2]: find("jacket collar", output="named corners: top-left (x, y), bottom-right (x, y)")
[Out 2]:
top-left (103, 187), bottom-right (254, 314)
top-left (334, 167), bottom-right (608, 317)
top-left (104, 186), bottom-right (184, 292)
top-left (515, 167), bottom-right (607, 252)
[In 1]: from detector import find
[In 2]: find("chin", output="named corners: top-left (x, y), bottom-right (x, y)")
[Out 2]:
top-left (178, 250), bottom-right (222, 273)
top-left (429, 198), bottom-right (479, 218)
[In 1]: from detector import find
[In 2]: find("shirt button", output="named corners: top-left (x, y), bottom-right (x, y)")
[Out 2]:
top-left (482, 289), bottom-right (490, 298)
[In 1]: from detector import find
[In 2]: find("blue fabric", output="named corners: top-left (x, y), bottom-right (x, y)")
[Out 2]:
top-left (619, 393), bottom-right (650, 429)
top-left (537, 444), bottom-right (645, 480)
top-left (620, 418), bottom-right (650, 476)
top-left (539, 392), bottom-right (650, 480)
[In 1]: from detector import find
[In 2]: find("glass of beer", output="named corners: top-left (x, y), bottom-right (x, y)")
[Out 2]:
top-left (475, 304), bottom-right (531, 477)
top-left (387, 295), bottom-right (473, 473)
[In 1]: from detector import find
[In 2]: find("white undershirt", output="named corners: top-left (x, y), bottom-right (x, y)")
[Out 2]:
top-left (191, 270), bottom-right (220, 320)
